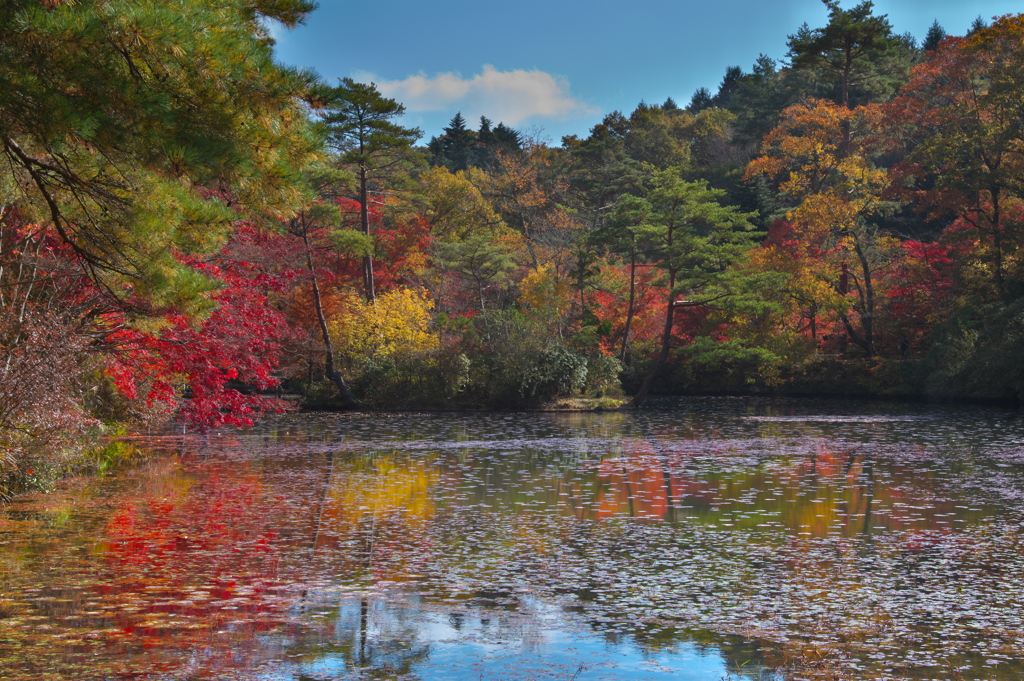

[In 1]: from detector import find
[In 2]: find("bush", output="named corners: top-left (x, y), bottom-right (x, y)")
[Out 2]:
top-left (467, 310), bottom-right (591, 408)
top-left (924, 298), bottom-right (1024, 402)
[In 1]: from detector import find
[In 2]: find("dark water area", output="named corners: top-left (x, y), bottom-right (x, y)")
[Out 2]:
top-left (2, 397), bottom-right (1024, 680)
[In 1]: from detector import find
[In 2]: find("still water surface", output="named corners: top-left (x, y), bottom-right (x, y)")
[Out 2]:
top-left (2, 397), bottom-right (1024, 680)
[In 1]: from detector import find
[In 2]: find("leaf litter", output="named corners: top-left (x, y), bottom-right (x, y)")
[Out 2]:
top-left (0, 397), bottom-right (1023, 679)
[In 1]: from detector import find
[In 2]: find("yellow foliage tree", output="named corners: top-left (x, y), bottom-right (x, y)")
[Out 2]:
top-left (746, 99), bottom-right (899, 357)
top-left (330, 287), bottom-right (438, 361)
top-left (519, 263), bottom-right (574, 333)
top-left (420, 166), bottom-right (505, 240)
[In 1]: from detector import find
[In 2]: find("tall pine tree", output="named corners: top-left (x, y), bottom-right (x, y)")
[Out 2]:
top-left (320, 78), bottom-right (421, 302)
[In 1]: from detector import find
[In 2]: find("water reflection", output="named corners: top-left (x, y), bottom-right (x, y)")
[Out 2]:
top-left (1, 397), bottom-right (1023, 680)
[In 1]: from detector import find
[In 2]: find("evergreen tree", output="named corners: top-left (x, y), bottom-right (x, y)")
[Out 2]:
top-left (320, 78), bottom-right (421, 303)
top-left (627, 170), bottom-right (765, 405)
top-left (787, 0), bottom-right (907, 109)
top-left (474, 117), bottom-right (522, 169)
top-left (477, 116), bottom-right (495, 148)
top-left (922, 20), bottom-right (947, 52)
top-left (439, 113), bottom-right (476, 172)
top-left (429, 113), bottom-right (520, 171)
top-left (0, 0), bottom-right (320, 310)
top-left (625, 103), bottom-right (692, 169)
top-left (713, 66), bottom-right (745, 109)
top-left (565, 119), bottom-right (644, 233)
top-left (730, 55), bottom-right (792, 147)
top-left (492, 123), bottom-right (523, 151)
top-left (687, 87), bottom-right (715, 113)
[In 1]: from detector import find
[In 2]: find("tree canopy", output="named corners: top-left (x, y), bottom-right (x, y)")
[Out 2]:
top-left (0, 0), bottom-right (321, 308)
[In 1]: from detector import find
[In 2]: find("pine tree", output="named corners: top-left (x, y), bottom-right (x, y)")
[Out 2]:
top-left (922, 20), bottom-right (947, 52)
top-left (440, 113), bottom-right (476, 172)
top-left (627, 170), bottom-right (764, 406)
top-left (687, 88), bottom-right (714, 113)
top-left (320, 78), bottom-right (421, 302)
top-left (492, 123), bottom-right (523, 150)
top-left (713, 66), bottom-right (745, 109)
top-left (0, 0), bottom-right (320, 310)
top-left (787, 0), bottom-right (906, 109)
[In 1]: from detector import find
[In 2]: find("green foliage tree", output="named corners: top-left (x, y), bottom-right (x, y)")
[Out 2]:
top-left (432, 234), bottom-right (517, 340)
top-left (0, 0), bottom-right (320, 311)
top-left (712, 65), bottom-right (746, 109)
top-left (475, 116), bottom-right (522, 169)
top-left (564, 120), bottom-right (643, 233)
top-left (729, 55), bottom-right (794, 148)
top-left (626, 170), bottom-right (766, 405)
top-left (428, 113), bottom-right (476, 172)
top-left (787, 0), bottom-right (912, 116)
top-left (429, 113), bottom-right (521, 171)
top-left (320, 78), bottom-right (421, 303)
top-left (922, 20), bottom-right (947, 52)
top-left (687, 87), bottom-right (715, 114)
top-left (602, 194), bottom-right (651, 360)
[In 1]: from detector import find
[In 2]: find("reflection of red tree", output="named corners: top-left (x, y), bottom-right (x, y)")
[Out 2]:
top-left (100, 461), bottom-right (290, 656)
top-left (592, 444), bottom-right (716, 519)
top-left (105, 466), bottom-right (277, 578)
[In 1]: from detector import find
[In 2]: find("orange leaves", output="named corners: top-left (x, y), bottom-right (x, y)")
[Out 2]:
top-left (746, 99), bottom-right (874, 199)
top-left (883, 18), bottom-right (1024, 299)
top-left (745, 99), bottom-right (901, 355)
top-left (747, 99), bottom-right (888, 250)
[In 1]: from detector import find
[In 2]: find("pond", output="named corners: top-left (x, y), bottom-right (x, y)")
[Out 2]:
top-left (2, 397), bottom-right (1024, 680)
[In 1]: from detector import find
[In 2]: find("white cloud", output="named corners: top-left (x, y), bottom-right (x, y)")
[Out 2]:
top-left (365, 66), bottom-right (596, 127)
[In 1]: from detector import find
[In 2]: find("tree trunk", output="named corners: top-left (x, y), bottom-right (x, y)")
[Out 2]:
top-left (619, 243), bottom-right (637, 362)
top-left (992, 187), bottom-right (1004, 298)
top-left (631, 293), bottom-right (677, 408)
top-left (359, 166), bottom-right (376, 304)
top-left (853, 239), bottom-right (875, 357)
top-left (303, 229), bottom-right (357, 409)
top-left (634, 224), bottom-right (678, 408)
top-left (840, 52), bottom-right (852, 154)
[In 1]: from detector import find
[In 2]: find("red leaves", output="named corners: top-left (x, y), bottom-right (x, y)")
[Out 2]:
top-left (103, 229), bottom-right (299, 430)
top-left (884, 240), bottom-right (955, 336)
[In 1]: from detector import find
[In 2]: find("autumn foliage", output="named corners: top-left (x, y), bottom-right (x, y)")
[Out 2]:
top-left (10, 3), bottom-right (1024, 485)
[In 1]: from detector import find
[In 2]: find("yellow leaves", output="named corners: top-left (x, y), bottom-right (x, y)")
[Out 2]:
top-left (746, 99), bottom-right (864, 196)
top-left (749, 99), bottom-right (890, 250)
top-left (330, 287), bottom-right (438, 360)
top-left (791, 194), bottom-right (859, 237)
top-left (420, 166), bottom-right (504, 240)
top-left (519, 264), bottom-right (572, 317)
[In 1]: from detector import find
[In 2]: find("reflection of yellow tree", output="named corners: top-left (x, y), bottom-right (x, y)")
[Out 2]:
top-left (318, 454), bottom-right (438, 582)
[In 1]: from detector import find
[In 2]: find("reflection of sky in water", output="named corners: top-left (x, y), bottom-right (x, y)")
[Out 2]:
top-left (274, 595), bottom-right (740, 680)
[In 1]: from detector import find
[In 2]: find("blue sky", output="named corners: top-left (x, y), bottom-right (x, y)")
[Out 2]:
top-left (271, 0), bottom-right (1022, 144)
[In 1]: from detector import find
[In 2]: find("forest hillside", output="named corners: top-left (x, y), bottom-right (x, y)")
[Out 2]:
top-left (3, 0), bottom-right (1024, 490)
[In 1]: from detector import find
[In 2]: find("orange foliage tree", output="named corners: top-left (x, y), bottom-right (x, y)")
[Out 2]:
top-left (884, 19), bottom-right (1024, 299)
top-left (747, 99), bottom-right (900, 356)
